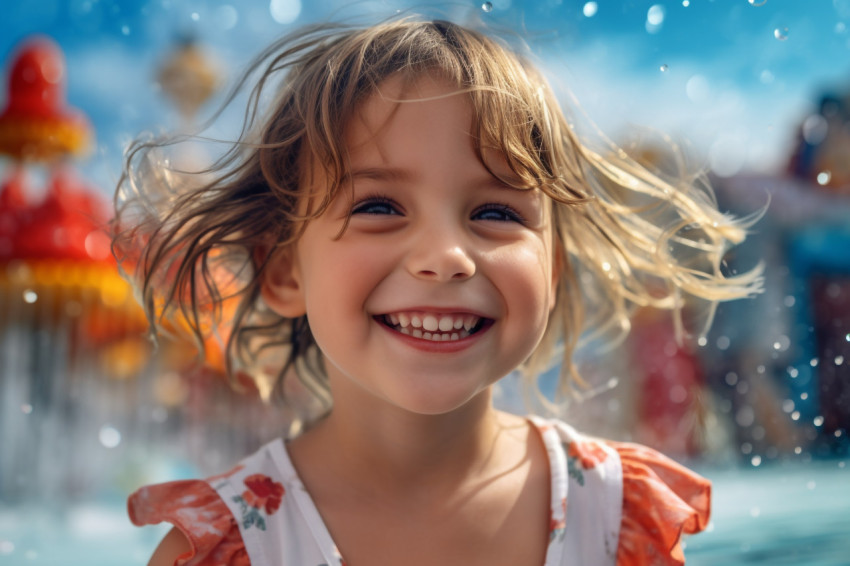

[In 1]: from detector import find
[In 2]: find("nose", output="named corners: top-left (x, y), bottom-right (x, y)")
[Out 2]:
top-left (405, 228), bottom-right (476, 282)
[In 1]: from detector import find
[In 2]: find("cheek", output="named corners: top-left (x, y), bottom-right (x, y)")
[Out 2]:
top-left (491, 241), bottom-right (555, 315)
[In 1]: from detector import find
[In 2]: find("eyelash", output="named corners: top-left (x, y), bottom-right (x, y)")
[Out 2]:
top-left (471, 203), bottom-right (526, 224)
top-left (350, 195), bottom-right (401, 215)
top-left (350, 195), bottom-right (525, 224)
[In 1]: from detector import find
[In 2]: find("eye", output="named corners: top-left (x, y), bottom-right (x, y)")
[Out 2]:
top-left (472, 203), bottom-right (526, 223)
top-left (351, 196), bottom-right (401, 216)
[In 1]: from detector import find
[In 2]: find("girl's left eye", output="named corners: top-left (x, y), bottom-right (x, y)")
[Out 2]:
top-left (351, 196), bottom-right (400, 216)
top-left (472, 204), bottom-right (525, 223)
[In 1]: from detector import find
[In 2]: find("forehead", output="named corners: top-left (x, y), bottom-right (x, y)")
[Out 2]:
top-left (344, 74), bottom-right (469, 151)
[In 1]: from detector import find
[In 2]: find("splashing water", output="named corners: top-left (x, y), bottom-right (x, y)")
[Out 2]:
top-left (774, 27), bottom-right (789, 40)
top-left (660, 64), bottom-right (669, 72)
top-left (481, 1), bottom-right (493, 12)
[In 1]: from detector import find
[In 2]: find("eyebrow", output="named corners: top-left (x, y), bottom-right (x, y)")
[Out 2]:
top-left (343, 166), bottom-right (522, 192)
top-left (342, 167), bottom-right (414, 185)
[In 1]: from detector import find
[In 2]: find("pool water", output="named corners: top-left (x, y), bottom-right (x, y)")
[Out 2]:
top-left (1, 460), bottom-right (847, 565)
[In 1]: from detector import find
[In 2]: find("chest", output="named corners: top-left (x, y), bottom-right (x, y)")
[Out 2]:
top-left (320, 477), bottom-right (551, 566)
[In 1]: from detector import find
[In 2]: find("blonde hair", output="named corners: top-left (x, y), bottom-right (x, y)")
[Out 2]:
top-left (113, 17), bottom-right (762, 424)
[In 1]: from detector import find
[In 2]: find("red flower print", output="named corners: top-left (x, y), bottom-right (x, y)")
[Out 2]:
top-left (567, 441), bottom-right (608, 470)
top-left (242, 474), bottom-right (285, 515)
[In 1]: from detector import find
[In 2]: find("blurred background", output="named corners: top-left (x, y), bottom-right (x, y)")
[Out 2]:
top-left (1, 0), bottom-right (849, 564)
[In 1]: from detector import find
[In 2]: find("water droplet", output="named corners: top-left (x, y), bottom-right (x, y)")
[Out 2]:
top-left (601, 261), bottom-right (612, 272)
top-left (647, 4), bottom-right (665, 25)
top-left (751, 455), bottom-right (762, 467)
top-left (736, 406), bottom-right (755, 427)
top-left (782, 399), bottom-right (795, 413)
top-left (783, 295), bottom-right (796, 307)
top-left (23, 289), bottom-right (37, 303)
top-left (20, 404), bottom-right (32, 415)
top-left (646, 4), bottom-right (665, 33)
top-left (800, 392), bottom-right (808, 400)
top-left (191, 11), bottom-right (200, 21)
top-left (583, 1), bottom-right (598, 17)
top-left (99, 425), bottom-right (122, 448)
top-left (121, 24), bottom-right (130, 35)
top-left (846, 333), bottom-right (850, 342)
top-left (791, 410), bottom-right (801, 421)
top-left (481, 1), bottom-right (493, 12)
top-left (748, 0), bottom-right (767, 5)
top-left (716, 335), bottom-right (730, 350)
top-left (788, 366), bottom-right (799, 378)
top-left (817, 170), bottom-right (832, 185)
top-left (725, 372), bottom-right (738, 386)
top-left (660, 64), bottom-right (669, 72)
top-left (697, 336), bottom-right (708, 347)
top-left (741, 442), bottom-right (753, 454)
top-left (810, 357), bottom-right (819, 367)
top-left (794, 446), bottom-right (802, 454)
top-left (774, 27), bottom-right (789, 41)
top-left (836, 429), bottom-right (844, 437)
top-left (814, 415), bottom-right (824, 426)
top-left (803, 114), bottom-right (829, 145)
top-left (682, 0), bottom-right (690, 6)
top-left (835, 355), bottom-right (845, 365)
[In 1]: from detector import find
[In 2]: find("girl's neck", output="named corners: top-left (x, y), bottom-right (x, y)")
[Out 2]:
top-left (292, 387), bottom-right (528, 498)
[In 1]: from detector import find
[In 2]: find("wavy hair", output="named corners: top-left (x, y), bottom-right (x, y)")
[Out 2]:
top-left (113, 17), bottom-right (762, 425)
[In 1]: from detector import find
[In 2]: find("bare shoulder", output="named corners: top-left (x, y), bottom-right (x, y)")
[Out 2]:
top-left (148, 527), bottom-right (191, 566)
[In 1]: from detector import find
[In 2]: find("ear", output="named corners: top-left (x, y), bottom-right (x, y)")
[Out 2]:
top-left (258, 245), bottom-right (307, 318)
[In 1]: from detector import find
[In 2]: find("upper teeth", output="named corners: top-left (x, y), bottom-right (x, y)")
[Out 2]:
top-left (386, 312), bottom-right (480, 332)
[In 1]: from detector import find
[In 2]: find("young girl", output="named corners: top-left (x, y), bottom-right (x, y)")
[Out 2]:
top-left (116, 17), bottom-right (762, 566)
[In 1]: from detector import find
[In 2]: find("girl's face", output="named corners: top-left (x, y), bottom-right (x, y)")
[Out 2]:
top-left (264, 75), bottom-right (559, 417)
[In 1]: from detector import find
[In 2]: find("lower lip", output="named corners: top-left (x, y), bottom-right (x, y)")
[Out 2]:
top-left (376, 319), bottom-right (490, 353)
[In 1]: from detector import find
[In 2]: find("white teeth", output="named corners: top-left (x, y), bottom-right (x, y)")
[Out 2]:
top-left (422, 315), bottom-right (439, 332)
top-left (383, 311), bottom-right (483, 341)
top-left (438, 316), bottom-right (454, 332)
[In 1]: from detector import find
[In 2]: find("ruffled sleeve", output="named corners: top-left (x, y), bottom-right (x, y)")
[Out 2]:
top-left (128, 480), bottom-right (251, 566)
top-left (608, 441), bottom-right (711, 566)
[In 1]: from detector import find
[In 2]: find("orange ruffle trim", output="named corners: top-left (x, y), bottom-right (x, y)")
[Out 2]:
top-left (128, 443), bottom-right (710, 566)
top-left (610, 441), bottom-right (711, 566)
top-left (128, 480), bottom-right (249, 566)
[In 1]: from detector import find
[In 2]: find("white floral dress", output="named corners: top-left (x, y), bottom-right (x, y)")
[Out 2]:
top-left (128, 417), bottom-right (710, 566)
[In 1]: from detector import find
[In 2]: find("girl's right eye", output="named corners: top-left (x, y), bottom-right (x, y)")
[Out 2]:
top-left (351, 196), bottom-right (400, 216)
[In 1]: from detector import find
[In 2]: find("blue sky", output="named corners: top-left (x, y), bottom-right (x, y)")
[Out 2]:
top-left (1, 0), bottom-right (849, 194)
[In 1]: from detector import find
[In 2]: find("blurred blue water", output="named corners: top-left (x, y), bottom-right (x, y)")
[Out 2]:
top-left (1, 459), bottom-right (847, 565)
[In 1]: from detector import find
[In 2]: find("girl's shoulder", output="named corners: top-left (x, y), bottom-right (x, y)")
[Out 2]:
top-left (530, 417), bottom-right (710, 566)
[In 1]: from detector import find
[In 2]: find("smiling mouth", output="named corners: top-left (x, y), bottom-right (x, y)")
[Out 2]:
top-left (376, 311), bottom-right (491, 342)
